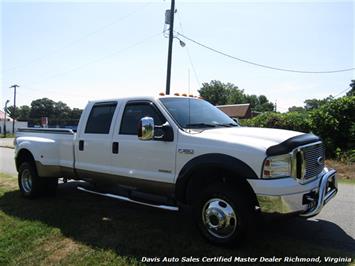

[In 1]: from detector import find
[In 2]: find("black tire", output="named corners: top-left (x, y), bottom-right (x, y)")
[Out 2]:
top-left (18, 162), bottom-right (58, 198)
top-left (193, 183), bottom-right (254, 246)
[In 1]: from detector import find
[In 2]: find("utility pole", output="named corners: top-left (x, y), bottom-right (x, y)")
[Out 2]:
top-left (10, 84), bottom-right (19, 134)
top-left (165, 0), bottom-right (175, 95)
top-left (3, 100), bottom-right (10, 137)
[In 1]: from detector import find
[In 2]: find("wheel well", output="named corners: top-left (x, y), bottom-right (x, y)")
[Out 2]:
top-left (16, 149), bottom-right (36, 171)
top-left (180, 166), bottom-right (258, 207)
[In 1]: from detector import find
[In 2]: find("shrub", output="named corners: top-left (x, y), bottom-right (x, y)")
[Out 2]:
top-left (241, 111), bottom-right (311, 133)
top-left (310, 96), bottom-right (355, 155)
top-left (241, 96), bottom-right (355, 158)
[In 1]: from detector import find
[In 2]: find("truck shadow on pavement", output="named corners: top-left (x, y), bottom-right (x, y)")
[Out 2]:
top-left (0, 182), bottom-right (354, 261)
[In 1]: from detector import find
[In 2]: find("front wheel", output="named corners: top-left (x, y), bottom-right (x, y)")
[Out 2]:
top-left (194, 184), bottom-right (253, 246)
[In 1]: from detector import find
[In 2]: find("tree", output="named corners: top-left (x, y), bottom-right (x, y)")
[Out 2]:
top-left (199, 80), bottom-right (274, 112)
top-left (310, 96), bottom-right (355, 154)
top-left (245, 94), bottom-right (274, 112)
top-left (244, 95), bottom-right (258, 109)
top-left (17, 106), bottom-right (31, 121)
top-left (6, 106), bottom-right (19, 119)
top-left (347, 80), bottom-right (355, 96)
top-left (288, 106), bottom-right (305, 112)
top-left (69, 108), bottom-right (83, 120)
top-left (6, 98), bottom-right (83, 127)
top-left (198, 80), bottom-right (230, 105)
top-left (257, 101), bottom-right (275, 112)
top-left (258, 95), bottom-right (268, 105)
top-left (53, 101), bottom-right (71, 120)
top-left (304, 96), bottom-right (332, 110)
top-left (30, 98), bottom-right (56, 118)
top-left (226, 84), bottom-right (245, 104)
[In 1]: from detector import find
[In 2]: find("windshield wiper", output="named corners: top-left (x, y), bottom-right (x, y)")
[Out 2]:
top-left (217, 123), bottom-right (239, 127)
top-left (185, 123), bottom-right (217, 128)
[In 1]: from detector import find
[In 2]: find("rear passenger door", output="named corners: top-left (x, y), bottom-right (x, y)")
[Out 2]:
top-left (75, 102), bottom-right (118, 179)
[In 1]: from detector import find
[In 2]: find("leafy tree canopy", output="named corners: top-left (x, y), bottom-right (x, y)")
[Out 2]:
top-left (288, 106), bottom-right (306, 112)
top-left (6, 98), bottom-right (82, 121)
top-left (347, 80), bottom-right (355, 97)
top-left (304, 96), bottom-right (333, 111)
top-left (198, 80), bottom-right (274, 112)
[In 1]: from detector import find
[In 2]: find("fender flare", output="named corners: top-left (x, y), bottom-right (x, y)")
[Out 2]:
top-left (175, 153), bottom-right (258, 202)
top-left (15, 148), bottom-right (36, 171)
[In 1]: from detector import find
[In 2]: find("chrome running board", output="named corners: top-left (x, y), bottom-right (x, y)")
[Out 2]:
top-left (77, 186), bottom-right (179, 212)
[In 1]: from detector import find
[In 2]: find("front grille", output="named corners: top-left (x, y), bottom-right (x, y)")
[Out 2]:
top-left (302, 142), bottom-right (325, 180)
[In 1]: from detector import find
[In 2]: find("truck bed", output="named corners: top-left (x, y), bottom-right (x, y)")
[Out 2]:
top-left (16, 128), bottom-right (76, 178)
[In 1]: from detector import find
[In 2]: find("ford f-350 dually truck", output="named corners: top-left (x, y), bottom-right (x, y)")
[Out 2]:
top-left (14, 96), bottom-right (337, 245)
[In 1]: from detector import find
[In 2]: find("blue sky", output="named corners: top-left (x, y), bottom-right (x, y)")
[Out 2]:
top-left (1, 0), bottom-right (354, 112)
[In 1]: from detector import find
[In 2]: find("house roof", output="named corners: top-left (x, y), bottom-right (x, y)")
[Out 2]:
top-left (216, 104), bottom-right (251, 118)
top-left (0, 110), bottom-right (13, 121)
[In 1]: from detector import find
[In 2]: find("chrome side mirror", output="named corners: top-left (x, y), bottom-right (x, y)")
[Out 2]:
top-left (138, 117), bottom-right (154, 140)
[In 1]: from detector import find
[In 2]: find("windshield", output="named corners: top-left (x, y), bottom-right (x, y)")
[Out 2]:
top-left (159, 98), bottom-right (239, 129)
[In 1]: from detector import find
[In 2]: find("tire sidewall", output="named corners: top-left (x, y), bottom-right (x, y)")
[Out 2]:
top-left (18, 162), bottom-right (39, 198)
top-left (194, 184), bottom-right (250, 246)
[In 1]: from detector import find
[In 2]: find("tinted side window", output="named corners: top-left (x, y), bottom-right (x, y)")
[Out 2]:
top-left (85, 103), bottom-right (117, 134)
top-left (120, 103), bottom-right (165, 135)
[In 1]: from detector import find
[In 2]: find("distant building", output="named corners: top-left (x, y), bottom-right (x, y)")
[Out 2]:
top-left (217, 104), bottom-right (252, 119)
top-left (0, 110), bottom-right (28, 134)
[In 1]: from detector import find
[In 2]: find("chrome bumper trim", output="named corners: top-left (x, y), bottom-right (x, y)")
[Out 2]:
top-left (257, 193), bottom-right (305, 214)
top-left (256, 168), bottom-right (337, 215)
top-left (300, 168), bottom-right (337, 217)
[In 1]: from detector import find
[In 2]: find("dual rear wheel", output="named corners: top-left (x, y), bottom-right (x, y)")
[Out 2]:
top-left (18, 162), bottom-right (58, 198)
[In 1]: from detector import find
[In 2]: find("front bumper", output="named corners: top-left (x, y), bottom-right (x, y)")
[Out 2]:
top-left (255, 168), bottom-right (337, 217)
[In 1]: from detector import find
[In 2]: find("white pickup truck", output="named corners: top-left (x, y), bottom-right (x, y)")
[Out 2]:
top-left (14, 96), bottom-right (337, 245)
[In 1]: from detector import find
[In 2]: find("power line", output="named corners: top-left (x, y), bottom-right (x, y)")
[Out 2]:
top-left (177, 32), bottom-right (355, 74)
top-left (22, 31), bottom-right (163, 89)
top-left (1, 2), bottom-right (153, 74)
top-left (333, 87), bottom-right (351, 98)
top-left (176, 13), bottom-right (201, 87)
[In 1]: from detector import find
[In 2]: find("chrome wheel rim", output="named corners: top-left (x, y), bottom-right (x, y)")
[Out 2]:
top-left (21, 169), bottom-right (32, 193)
top-left (202, 198), bottom-right (237, 239)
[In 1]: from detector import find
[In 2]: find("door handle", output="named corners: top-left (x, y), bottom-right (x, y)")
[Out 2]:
top-left (112, 142), bottom-right (119, 154)
top-left (79, 140), bottom-right (84, 151)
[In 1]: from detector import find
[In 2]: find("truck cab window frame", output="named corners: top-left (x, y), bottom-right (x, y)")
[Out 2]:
top-left (119, 101), bottom-right (166, 135)
top-left (85, 102), bottom-right (117, 134)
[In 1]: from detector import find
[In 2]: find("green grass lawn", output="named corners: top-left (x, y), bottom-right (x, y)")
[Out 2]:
top-left (0, 173), bottom-right (354, 266)
top-left (338, 178), bottom-right (355, 185)
top-left (1, 134), bottom-right (15, 138)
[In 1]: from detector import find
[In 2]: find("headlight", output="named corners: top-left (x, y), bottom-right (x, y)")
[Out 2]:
top-left (262, 154), bottom-right (291, 179)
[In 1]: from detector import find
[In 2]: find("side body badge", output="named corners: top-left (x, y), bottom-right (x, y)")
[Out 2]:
top-left (178, 149), bottom-right (194, 155)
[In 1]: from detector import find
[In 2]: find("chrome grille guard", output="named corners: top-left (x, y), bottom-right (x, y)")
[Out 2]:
top-left (300, 168), bottom-right (337, 217)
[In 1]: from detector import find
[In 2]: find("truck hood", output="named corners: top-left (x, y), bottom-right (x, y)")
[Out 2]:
top-left (196, 126), bottom-right (304, 151)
